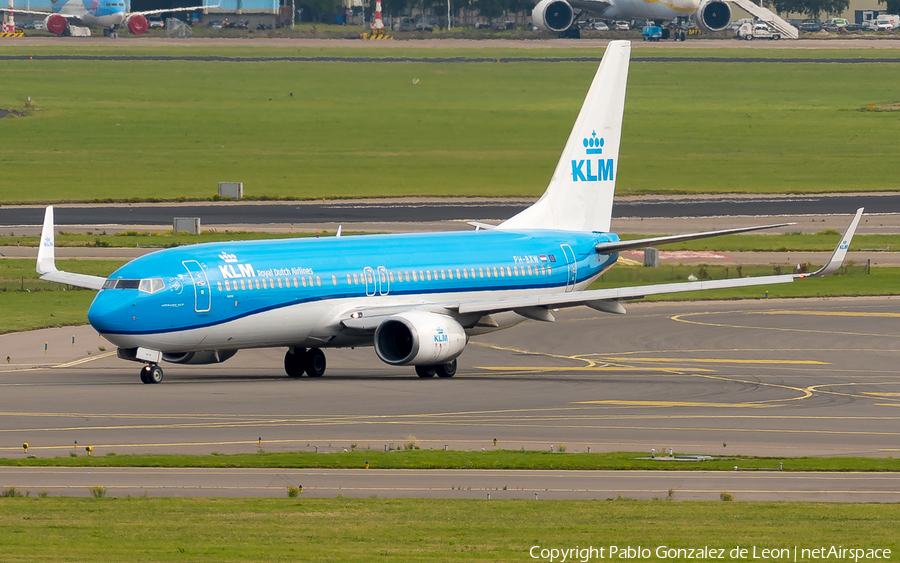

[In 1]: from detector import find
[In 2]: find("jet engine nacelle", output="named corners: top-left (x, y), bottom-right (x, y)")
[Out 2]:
top-left (531, 0), bottom-right (575, 33)
top-left (374, 311), bottom-right (467, 366)
top-left (162, 349), bottom-right (238, 365)
top-left (693, 0), bottom-right (731, 32)
top-left (126, 14), bottom-right (148, 35)
top-left (44, 13), bottom-right (68, 35)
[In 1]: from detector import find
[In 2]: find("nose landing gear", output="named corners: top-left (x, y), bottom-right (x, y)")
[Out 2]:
top-left (140, 364), bottom-right (163, 384)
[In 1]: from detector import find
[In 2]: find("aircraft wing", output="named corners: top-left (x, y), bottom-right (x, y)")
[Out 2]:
top-left (343, 208), bottom-right (863, 329)
top-left (130, 5), bottom-right (219, 17)
top-left (0, 8), bottom-right (67, 16)
top-left (36, 206), bottom-right (107, 291)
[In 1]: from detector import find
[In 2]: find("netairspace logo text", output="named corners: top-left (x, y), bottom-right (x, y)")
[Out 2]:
top-left (528, 545), bottom-right (892, 563)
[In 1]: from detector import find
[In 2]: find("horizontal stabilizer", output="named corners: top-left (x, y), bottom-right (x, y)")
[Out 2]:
top-left (595, 222), bottom-right (795, 254)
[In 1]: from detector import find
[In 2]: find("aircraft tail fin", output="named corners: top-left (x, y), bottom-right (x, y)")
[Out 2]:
top-left (498, 40), bottom-right (631, 233)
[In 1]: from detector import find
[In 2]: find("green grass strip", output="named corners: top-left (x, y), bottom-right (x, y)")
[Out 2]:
top-left (0, 498), bottom-right (896, 562)
top-left (3, 450), bottom-right (900, 472)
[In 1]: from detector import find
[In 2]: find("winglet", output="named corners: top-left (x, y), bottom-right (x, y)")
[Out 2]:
top-left (798, 208), bottom-right (864, 278)
top-left (37, 205), bottom-right (57, 275)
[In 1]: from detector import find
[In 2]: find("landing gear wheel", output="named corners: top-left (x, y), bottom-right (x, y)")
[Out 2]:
top-left (415, 365), bottom-right (437, 378)
top-left (284, 348), bottom-right (306, 378)
top-left (304, 348), bottom-right (326, 377)
top-left (558, 25), bottom-right (581, 39)
top-left (141, 364), bottom-right (163, 384)
top-left (436, 359), bottom-right (457, 378)
top-left (111, 31), bottom-right (118, 38)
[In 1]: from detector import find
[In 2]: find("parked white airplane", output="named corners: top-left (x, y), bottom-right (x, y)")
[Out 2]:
top-left (533, 0), bottom-right (731, 38)
top-left (1, 0), bottom-right (210, 37)
top-left (36, 41), bottom-right (863, 384)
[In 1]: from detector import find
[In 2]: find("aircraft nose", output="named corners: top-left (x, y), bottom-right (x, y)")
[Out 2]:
top-left (87, 290), bottom-right (131, 334)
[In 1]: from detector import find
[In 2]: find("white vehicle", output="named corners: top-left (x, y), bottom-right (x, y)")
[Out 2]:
top-left (875, 14), bottom-right (899, 29)
top-left (735, 20), bottom-right (782, 39)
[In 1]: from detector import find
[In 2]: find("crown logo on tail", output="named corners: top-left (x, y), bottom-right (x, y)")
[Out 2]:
top-left (584, 131), bottom-right (604, 155)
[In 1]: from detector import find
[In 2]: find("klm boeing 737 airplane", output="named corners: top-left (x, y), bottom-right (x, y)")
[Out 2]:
top-left (36, 41), bottom-right (863, 384)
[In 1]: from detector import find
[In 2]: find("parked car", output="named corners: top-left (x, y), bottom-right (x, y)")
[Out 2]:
top-left (875, 14), bottom-right (900, 29)
top-left (798, 20), bottom-right (822, 32)
top-left (206, 20), bottom-right (223, 28)
top-left (148, 17), bottom-right (164, 29)
top-left (613, 20), bottom-right (630, 30)
top-left (844, 23), bottom-right (864, 31)
top-left (398, 17), bottom-right (433, 32)
top-left (824, 17), bottom-right (848, 29)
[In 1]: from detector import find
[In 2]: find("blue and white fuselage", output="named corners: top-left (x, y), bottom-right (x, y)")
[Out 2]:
top-left (35, 42), bottom-right (862, 383)
top-left (89, 230), bottom-right (619, 352)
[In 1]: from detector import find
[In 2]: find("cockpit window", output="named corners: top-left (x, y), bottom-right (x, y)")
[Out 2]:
top-left (102, 278), bottom-right (164, 293)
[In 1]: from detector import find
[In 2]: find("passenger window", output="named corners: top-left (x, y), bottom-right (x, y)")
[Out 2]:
top-left (493, 267), bottom-right (499, 277)
top-left (332, 275), bottom-right (338, 286)
top-left (278, 278), bottom-right (284, 289)
top-left (389, 271), bottom-right (395, 283)
top-left (485, 268), bottom-right (491, 278)
top-left (548, 266), bottom-right (553, 275)
top-left (478, 268), bottom-right (484, 278)
top-left (500, 267), bottom-right (505, 278)
top-left (293, 277), bottom-right (298, 288)
top-left (456, 269), bottom-right (461, 279)
top-left (217, 281), bottom-right (223, 291)
top-left (256, 279), bottom-right (261, 289)
top-left (316, 276), bottom-right (322, 287)
top-left (240, 280), bottom-right (246, 290)
top-left (440, 270), bottom-right (446, 280)
top-left (463, 269), bottom-right (469, 279)
top-left (528, 266), bottom-right (533, 276)
top-left (448, 269), bottom-right (454, 280)
top-left (302, 277), bottom-right (308, 287)
top-left (225, 280), bottom-right (231, 291)
top-left (541, 265), bottom-right (546, 275)
top-left (419, 270), bottom-right (425, 281)
top-left (308, 277), bottom-right (313, 287)
top-left (353, 273), bottom-right (359, 285)
top-left (347, 274), bottom-right (352, 285)
top-left (412, 271), bottom-right (418, 282)
top-left (433, 270), bottom-right (438, 280)
top-left (506, 267), bottom-right (512, 277)
top-left (470, 269), bottom-right (476, 279)
top-left (405, 271), bottom-right (411, 282)
top-left (426, 270), bottom-right (432, 281)
top-left (366, 272), bottom-right (373, 284)
top-left (379, 272), bottom-right (385, 283)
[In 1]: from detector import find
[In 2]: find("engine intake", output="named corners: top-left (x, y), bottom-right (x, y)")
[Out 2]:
top-left (374, 311), bottom-right (467, 366)
top-left (531, 0), bottom-right (575, 33)
top-left (126, 14), bottom-right (148, 35)
top-left (162, 350), bottom-right (238, 365)
top-left (45, 14), bottom-right (68, 35)
top-left (694, 0), bottom-right (731, 32)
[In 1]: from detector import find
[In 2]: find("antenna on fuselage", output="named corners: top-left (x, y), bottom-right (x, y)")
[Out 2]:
top-left (336, 225), bottom-right (342, 238)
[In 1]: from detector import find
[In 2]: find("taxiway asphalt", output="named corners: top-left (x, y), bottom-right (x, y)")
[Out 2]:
top-left (1, 297), bottom-right (898, 499)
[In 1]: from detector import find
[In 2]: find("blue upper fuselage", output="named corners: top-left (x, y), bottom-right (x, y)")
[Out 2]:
top-left (87, 229), bottom-right (620, 337)
top-left (55, 0), bottom-right (126, 17)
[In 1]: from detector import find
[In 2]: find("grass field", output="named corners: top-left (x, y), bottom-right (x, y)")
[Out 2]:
top-left (1, 46), bottom-right (899, 202)
top-left (3, 449), bottom-right (900, 472)
top-left (0, 258), bottom-right (886, 334)
top-left (0, 498), bottom-right (897, 562)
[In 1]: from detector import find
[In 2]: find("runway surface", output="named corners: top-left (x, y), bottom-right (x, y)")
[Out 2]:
top-left (1, 467), bottom-right (898, 501)
top-left (2, 194), bottom-right (898, 228)
top-left (2, 297), bottom-right (899, 498)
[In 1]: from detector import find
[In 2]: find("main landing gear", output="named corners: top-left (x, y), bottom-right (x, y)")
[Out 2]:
top-left (140, 363), bottom-right (163, 384)
top-left (284, 347), bottom-right (327, 378)
top-left (415, 359), bottom-right (457, 378)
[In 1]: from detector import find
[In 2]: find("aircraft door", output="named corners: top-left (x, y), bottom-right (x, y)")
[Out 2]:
top-left (363, 267), bottom-right (376, 297)
top-left (182, 260), bottom-right (211, 312)
top-left (560, 244), bottom-right (577, 292)
top-left (377, 266), bottom-right (390, 296)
